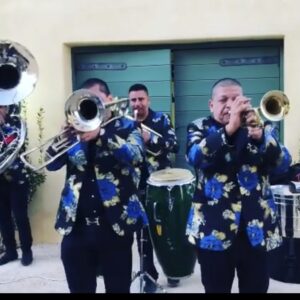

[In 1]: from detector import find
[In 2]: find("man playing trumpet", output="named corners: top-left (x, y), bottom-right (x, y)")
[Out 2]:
top-left (186, 78), bottom-right (291, 293)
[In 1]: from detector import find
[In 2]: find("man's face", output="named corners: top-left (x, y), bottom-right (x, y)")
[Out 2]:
top-left (88, 84), bottom-right (112, 104)
top-left (209, 85), bottom-right (243, 124)
top-left (128, 90), bottom-right (150, 121)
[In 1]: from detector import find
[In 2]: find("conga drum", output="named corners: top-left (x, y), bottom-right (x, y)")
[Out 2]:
top-left (269, 185), bottom-right (300, 283)
top-left (145, 168), bottom-right (196, 279)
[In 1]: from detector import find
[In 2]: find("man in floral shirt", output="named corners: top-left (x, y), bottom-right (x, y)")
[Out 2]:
top-left (0, 105), bottom-right (33, 267)
top-left (186, 78), bottom-right (291, 293)
top-left (47, 78), bottom-right (147, 293)
top-left (128, 83), bottom-right (179, 292)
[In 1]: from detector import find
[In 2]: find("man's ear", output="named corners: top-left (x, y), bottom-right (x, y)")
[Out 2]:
top-left (107, 94), bottom-right (114, 102)
top-left (208, 99), bottom-right (214, 113)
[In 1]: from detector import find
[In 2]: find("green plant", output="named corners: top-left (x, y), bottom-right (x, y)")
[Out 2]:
top-left (21, 103), bottom-right (47, 202)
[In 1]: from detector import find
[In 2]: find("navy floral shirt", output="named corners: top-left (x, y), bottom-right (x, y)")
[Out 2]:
top-left (186, 116), bottom-right (291, 252)
top-left (139, 109), bottom-right (179, 190)
top-left (0, 115), bottom-right (29, 185)
top-left (46, 116), bottom-right (148, 237)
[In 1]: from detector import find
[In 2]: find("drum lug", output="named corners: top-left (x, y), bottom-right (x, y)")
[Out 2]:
top-left (167, 186), bottom-right (174, 212)
top-left (153, 202), bottom-right (161, 223)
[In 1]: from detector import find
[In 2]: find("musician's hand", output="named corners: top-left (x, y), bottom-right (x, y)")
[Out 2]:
top-left (0, 114), bottom-right (5, 125)
top-left (142, 129), bottom-right (151, 143)
top-left (0, 106), bottom-right (8, 125)
top-left (60, 124), bottom-right (76, 141)
top-left (247, 125), bottom-right (263, 141)
top-left (225, 96), bottom-right (252, 136)
top-left (78, 127), bottom-right (101, 142)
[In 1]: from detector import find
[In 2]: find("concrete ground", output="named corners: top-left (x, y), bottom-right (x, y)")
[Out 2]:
top-left (0, 242), bottom-right (300, 293)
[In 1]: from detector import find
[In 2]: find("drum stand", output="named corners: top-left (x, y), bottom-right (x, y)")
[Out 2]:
top-left (131, 227), bottom-right (166, 293)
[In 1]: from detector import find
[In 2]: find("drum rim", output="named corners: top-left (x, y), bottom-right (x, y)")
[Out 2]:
top-left (147, 168), bottom-right (195, 187)
top-left (147, 176), bottom-right (195, 187)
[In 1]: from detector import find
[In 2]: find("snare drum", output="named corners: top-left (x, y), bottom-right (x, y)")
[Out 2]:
top-left (269, 185), bottom-right (300, 283)
top-left (271, 185), bottom-right (300, 238)
top-left (145, 168), bottom-right (196, 279)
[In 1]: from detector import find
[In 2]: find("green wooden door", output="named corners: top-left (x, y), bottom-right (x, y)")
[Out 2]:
top-left (72, 49), bottom-right (172, 114)
top-left (174, 45), bottom-right (282, 170)
top-left (72, 43), bottom-right (283, 172)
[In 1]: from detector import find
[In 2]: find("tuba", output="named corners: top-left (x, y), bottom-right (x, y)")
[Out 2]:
top-left (20, 89), bottom-right (129, 171)
top-left (0, 40), bottom-right (38, 174)
top-left (243, 90), bottom-right (290, 127)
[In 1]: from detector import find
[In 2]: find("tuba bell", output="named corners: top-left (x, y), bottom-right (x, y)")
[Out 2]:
top-left (0, 40), bottom-right (38, 174)
top-left (0, 40), bottom-right (38, 105)
top-left (20, 89), bottom-right (129, 171)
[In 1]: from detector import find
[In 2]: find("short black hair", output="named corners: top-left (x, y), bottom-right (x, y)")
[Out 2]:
top-left (128, 83), bottom-right (148, 95)
top-left (211, 78), bottom-right (242, 98)
top-left (80, 78), bottom-right (111, 96)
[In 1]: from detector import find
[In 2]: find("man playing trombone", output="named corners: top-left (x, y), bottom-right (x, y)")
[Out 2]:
top-left (46, 78), bottom-right (148, 293)
top-left (128, 83), bottom-right (179, 293)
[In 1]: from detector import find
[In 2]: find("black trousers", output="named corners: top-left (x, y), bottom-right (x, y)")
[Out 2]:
top-left (0, 181), bottom-right (32, 253)
top-left (197, 231), bottom-right (269, 293)
top-left (61, 218), bottom-right (134, 293)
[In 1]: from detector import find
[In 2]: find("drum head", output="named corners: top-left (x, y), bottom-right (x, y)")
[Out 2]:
top-left (147, 168), bottom-right (194, 187)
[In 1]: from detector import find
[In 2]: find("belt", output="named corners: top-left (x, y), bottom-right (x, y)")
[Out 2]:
top-left (77, 216), bottom-right (102, 226)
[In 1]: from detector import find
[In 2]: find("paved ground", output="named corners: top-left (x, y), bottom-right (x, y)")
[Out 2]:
top-left (0, 242), bottom-right (300, 293)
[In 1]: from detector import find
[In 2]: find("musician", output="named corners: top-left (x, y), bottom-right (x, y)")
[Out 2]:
top-left (46, 78), bottom-right (147, 293)
top-left (186, 78), bottom-right (292, 293)
top-left (0, 104), bottom-right (33, 266)
top-left (128, 83), bottom-right (179, 293)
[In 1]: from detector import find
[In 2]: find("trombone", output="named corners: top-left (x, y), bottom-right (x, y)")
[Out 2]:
top-left (125, 110), bottom-right (162, 139)
top-left (125, 109), bottom-right (163, 157)
top-left (20, 89), bottom-right (129, 171)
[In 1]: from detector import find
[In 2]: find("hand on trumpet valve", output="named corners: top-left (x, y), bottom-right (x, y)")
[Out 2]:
top-left (141, 128), bottom-right (151, 143)
top-left (225, 96), bottom-right (252, 136)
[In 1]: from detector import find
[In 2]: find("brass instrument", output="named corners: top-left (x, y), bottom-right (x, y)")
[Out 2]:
top-left (20, 89), bottom-right (129, 171)
top-left (126, 110), bottom-right (162, 139)
top-left (0, 40), bottom-right (38, 105)
top-left (244, 90), bottom-right (289, 127)
top-left (0, 40), bottom-right (38, 173)
top-left (125, 109), bottom-right (162, 157)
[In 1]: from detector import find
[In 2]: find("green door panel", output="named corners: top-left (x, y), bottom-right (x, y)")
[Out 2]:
top-left (73, 49), bottom-right (172, 114)
top-left (174, 47), bottom-right (279, 65)
top-left (174, 45), bottom-right (282, 170)
top-left (72, 43), bottom-right (283, 172)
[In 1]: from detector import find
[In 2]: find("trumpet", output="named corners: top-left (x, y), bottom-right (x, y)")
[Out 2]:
top-left (242, 90), bottom-right (289, 127)
top-left (20, 89), bottom-right (129, 171)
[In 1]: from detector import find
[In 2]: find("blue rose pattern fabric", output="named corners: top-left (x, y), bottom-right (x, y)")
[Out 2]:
top-left (47, 117), bottom-right (147, 236)
top-left (186, 116), bottom-right (291, 251)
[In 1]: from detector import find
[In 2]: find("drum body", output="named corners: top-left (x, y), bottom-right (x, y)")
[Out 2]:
top-left (269, 185), bottom-right (300, 283)
top-left (271, 185), bottom-right (300, 238)
top-left (145, 168), bottom-right (196, 279)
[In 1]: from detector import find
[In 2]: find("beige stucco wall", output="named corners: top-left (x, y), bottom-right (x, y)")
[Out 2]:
top-left (1, 0), bottom-right (300, 243)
